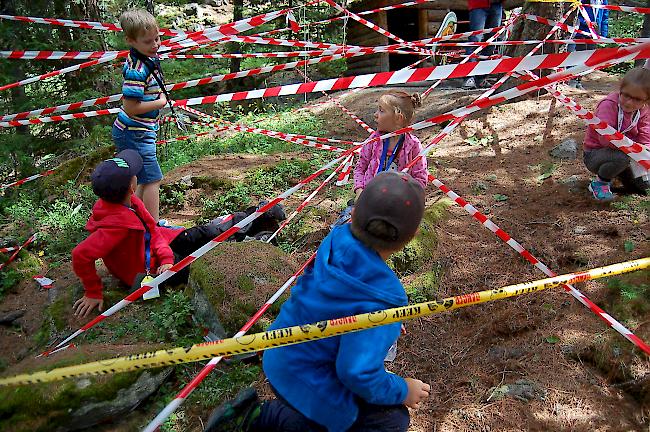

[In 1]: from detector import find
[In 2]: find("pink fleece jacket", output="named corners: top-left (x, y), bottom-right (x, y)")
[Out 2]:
top-left (584, 92), bottom-right (650, 151)
top-left (353, 131), bottom-right (429, 190)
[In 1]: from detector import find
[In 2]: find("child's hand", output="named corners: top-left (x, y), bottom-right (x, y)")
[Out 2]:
top-left (404, 378), bottom-right (430, 409)
top-left (157, 264), bottom-right (173, 274)
top-left (73, 296), bottom-right (104, 318)
top-left (157, 93), bottom-right (168, 107)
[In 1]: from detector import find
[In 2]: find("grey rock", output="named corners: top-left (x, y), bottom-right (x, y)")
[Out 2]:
top-left (487, 346), bottom-right (525, 361)
top-left (180, 175), bottom-right (193, 187)
top-left (487, 379), bottom-right (547, 402)
top-left (187, 276), bottom-right (227, 339)
top-left (573, 225), bottom-right (588, 235)
top-left (0, 310), bottom-right (25, 325)
top-left (550, 138), bottom-right (578, 160)
top-left (67, 368), bottom-right (172, 431)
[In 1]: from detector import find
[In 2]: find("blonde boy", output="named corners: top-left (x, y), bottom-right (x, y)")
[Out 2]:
top-left (111, 9), bottom-right (167, 221)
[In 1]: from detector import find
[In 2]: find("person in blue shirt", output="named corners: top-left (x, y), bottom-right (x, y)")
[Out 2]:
top-left (204, 172), bottom-right (431, 432)
top-left (568, 0), bottom-right (609, 90)
top-left (112, 9), bottom-right (168, 222)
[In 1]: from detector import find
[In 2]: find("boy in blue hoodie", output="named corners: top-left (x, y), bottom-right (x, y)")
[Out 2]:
top-left (205, 171), bottom-right (431, 432)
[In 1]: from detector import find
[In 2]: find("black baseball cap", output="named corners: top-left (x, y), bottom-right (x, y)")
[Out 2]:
top-left (91, 149), bottom-right (143, 203)
top-left (353, 172), bottom-right (425, 246)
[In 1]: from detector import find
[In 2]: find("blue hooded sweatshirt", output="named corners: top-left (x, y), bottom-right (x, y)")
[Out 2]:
top-left (263, 224), bottom-right (409, 432)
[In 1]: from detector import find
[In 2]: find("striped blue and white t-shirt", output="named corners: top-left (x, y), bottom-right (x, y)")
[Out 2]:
top-left (114, 49), bottom-right (163, 131)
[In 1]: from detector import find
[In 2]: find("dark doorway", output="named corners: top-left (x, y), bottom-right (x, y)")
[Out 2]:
top-left (386, 8), bottom-right (419, 70)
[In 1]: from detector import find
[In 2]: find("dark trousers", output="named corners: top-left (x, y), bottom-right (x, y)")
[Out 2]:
top-left (466, 3), bottom-right (503, 59)
top-left (164, 224), bottom-right (221, 285)
top-left (253, 389), bottom-right (410, 432)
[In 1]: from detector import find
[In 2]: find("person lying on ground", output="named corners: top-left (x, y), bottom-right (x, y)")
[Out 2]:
top-left (204, 172), bottom-right (431, 432)
top-left (583, 67), bottom-right (650, 201)
top-left (71, 150), bottom-right (285, 317)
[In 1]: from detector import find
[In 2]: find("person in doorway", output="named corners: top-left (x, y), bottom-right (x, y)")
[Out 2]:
top-left (462, 0), bottom-right (503, 89)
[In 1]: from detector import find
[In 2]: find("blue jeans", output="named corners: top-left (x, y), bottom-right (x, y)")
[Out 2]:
top-left (254, 394), bottom-right (410, 432)
top-left (111, 124), bottom-right (162, 184)
top-left (466, 3), bottom-right (504, 60)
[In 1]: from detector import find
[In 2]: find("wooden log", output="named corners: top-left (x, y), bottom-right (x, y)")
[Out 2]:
top-left (344, 65), bottom-right (384, 76)
top-left (348, 32), bottom-right (389, 46)
top-left (419, 9), bottom-right (429, 39)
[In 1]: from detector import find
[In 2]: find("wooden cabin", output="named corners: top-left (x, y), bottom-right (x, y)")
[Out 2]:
top-left (345, 0), bottom-right (523, 75)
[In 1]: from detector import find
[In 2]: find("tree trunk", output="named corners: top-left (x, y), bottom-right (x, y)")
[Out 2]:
top-left (506, 2), bottom-right (572, 59)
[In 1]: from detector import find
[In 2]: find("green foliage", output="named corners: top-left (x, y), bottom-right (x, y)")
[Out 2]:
top-left (404, 265), bottom-right (443, 304)
top-left (83, 291), bottom-right (201, 345)
top-left (2, 181), bottom-right (95, 260)
top-left (0, 268), bottom-right (22, 303)
top-left (184, 363), bottom-right (262, 407)
top-left (606, 271), bottom-right (650, 322)
top-left (201, 157), bottom-right (323, 216)
top-left (603, 13), bottom-right (644, 76)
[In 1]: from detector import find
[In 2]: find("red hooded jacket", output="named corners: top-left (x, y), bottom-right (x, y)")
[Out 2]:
top-left (72, 195), bottom-right (179, 299)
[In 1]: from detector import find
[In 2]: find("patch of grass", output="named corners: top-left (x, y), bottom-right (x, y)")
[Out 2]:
top-left (606, 270), bottom-right (649, 323)
top-left (160, 182), bottom-right (188, 211)
top-left (0, 268), bottom-right (22, 303)
top-left (200, 158), bottom-right (326, 217)
top-left (405, 264), bottom-right (444, 304)
top-left (183, 363), bottom-right (262, 408)
top-left (83, 291), bottom-right (201, 346)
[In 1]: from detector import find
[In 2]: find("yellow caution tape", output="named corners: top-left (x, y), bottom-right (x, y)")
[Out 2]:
top-left (1, 257), bottom-right (647, 386)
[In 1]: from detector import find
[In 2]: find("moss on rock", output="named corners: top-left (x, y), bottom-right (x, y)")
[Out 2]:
top-left (42, 146), bottom-right (113, 192)
top-left (389, 199), bottom-right (451, 276)
top-left (186, 241), bottom-right (298, 335)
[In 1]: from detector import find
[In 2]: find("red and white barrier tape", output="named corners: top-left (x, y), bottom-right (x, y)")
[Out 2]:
top-left (267, 156), bottom-right (351, 243)
top-left (177, 117), bottom-right (349, 152)
top-left (422, 11), bottom-right (519, 98)
top-left (0, 50), bottom-right (119, 60)
top-left (523, 13), bottom-right (593, 38)
top-left (425, 173), bottom-right (650, 355)
top-left (430, 37), bottom-right (648, 47)
top-left (577, 4), bottom-right (600, 39)
top-left (5, 45), bottom-right (649, 128)
top-left (295, 68), bottom-right (374, 134)
top-left (0, 14), bottom-right (184, 36)
top-left (513, 71), bottom-right (650, 169)
top-left (1, 46), bottom-right (395, 123)
top-left (336, 154), bottom-right (355, 186)
top-left (323, 0), bottom-right (435, 56)
top-left (367, 43), bottom-right (650, 150)
top-left (0, 8), bottom-right (289, 92)
top-left (0, 246), bottom-right (18, 253)
top-left (0, 234), bottom-right (36, 272)
top-left (171, 45), bottom-right (650, 109)
top-left (142, 252), bottom-right (318, 432)
top-left (46, 146), bottom-right (360, 353)
top-left (1, 169), bottom-right (56, 190)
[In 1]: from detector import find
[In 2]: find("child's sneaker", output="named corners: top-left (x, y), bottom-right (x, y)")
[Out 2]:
top-left (588, 179), bottom-right (614, 201)
top-left (203, 387), bottom-right (261, 432)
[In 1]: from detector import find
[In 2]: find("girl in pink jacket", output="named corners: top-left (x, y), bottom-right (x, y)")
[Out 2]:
top-left (333, 91), bottom-right (428, 228)
top-left (584, 67), bottom-right (650, 200)
top-left (353, 91), bottom-right (429, 199)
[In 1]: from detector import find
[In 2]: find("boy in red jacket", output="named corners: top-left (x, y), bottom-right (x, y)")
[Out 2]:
top-left (72, 150), bottom-right (287, 318)
top-left (72, 150), bottom-right (178, 317)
